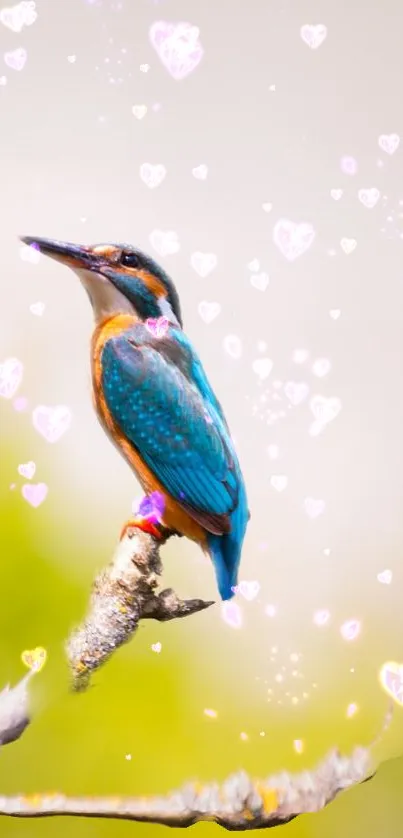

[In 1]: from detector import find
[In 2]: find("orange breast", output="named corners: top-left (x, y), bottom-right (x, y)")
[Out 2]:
top-left (91, 315), bottom-right (207, 546)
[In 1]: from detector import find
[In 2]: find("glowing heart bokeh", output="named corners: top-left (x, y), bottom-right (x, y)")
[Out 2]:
top-left (149, 21), bottom-right (204, 80)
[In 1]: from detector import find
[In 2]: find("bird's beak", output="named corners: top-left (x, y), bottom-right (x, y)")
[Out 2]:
top-left (20, 236), bottom-right (98, 270)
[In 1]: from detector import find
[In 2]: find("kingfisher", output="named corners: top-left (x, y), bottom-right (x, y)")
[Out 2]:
top-left (20, 236), bottom-right (250, 600)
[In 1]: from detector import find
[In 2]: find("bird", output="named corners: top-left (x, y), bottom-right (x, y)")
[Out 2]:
top-left (20, 236), bottom-right (250, 600)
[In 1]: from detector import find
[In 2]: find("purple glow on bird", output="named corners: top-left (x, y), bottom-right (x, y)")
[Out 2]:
top-left (136, 491), bottom-right (165, 524)
top-left (145, 316), bottom-right (169, 338)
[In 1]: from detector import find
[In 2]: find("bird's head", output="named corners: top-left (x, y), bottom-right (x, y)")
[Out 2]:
top-left (19, 236), bottom-right (183, 327)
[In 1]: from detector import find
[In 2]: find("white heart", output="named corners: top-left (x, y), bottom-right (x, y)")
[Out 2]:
top-left (252, 357), bottom-right (273, 380)
top-left (237, 580), bottom-right (260, 601)
top-left (192, 164), bottom-right (208, 180)
top-left (132, 105), bottom-right (147, 119)
top-left (358, 188), bottom-right (380, 209)
top-left (329, 309), bottom-right (341, 320)
top-left (340, 619), bottom-right (361, 642)
top-left (29, 301), bottom-right (45, 316)
top-left (223, 334), bottom-right (242, 359)
top-left (250, 271), bottom-right (269, 291)
top-left (267, 444), bottom-right (279, 459)
top-left (292, 349), bottom-right (309, 364)
top-left (149, 229), bottom-right (180, 256)
top-left (262, 202), bottom-right (273, 212)
top-left (139, 162), bottom-right (166, 188)
top-left (273, 218), bottom-right (316, 261)
top-left (270, 475), bottom-right (288, 492)
top-left (340, 237), bottom-right (357, 254)
top-left (284, 381), bottom-right (309, 405)
top-left (32, 404), bottom-right (72, 443)
top-left (151, 642), bottom-right (162, 653)
top-left (18, 460), bottom-right (36, 480)
top-left (198, 300), bottom-right (221, 323)
top-left (310, 395), bottom-right (341, 425)
top-left (300, 24), bottom-right (328, 49)
top-left (0, 357), bottom-right (23, 399)
top-left (0, 3), bottom-right (37, 32)
top-left (67, 55), bottom-right (76, 64)
top-left (304, 497), bottom-right (325, 519)
top-left (190, 251), bottom-right (217, 277)
top-left (377, 569), bottom-right (392, 585)
top-left (330, 189), bottom-right (343, 200)
top-left (378, 133), bottom-right (400, 155)
top-left (312, 358), bottom-right (331, 378)
top-left (4, 47), bottom-right (27, 71)
top-left (247, 258), bottom-right (260, 271)
top-left (313, 609), bottom-right (330, 626)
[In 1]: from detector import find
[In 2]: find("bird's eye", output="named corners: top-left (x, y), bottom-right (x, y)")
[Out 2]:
top-left (120, 250), bottom-right (141, 268)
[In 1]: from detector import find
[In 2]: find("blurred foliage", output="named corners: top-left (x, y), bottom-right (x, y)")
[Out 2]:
top-left (0, 408), bottom-right (402, 838)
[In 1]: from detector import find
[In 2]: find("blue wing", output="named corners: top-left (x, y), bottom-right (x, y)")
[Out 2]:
top-left (100, 329), bottom-right (240, 535)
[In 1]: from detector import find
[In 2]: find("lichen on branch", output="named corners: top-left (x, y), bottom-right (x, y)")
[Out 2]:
top-left (65, 526), bottom-right (214, 691)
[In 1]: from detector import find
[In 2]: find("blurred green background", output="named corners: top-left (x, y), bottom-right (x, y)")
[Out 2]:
top-left (1, 406), bottom-right (402, 838)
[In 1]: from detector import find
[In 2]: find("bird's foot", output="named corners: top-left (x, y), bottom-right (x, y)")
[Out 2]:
top-left (120, 516), bottom-right (166, 541)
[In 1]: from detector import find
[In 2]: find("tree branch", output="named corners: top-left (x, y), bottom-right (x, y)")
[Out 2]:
top-left (65, 526), bottom-right (214, 691)
top-left (0, 746), bottom-right (375, 829)
top-left (0, 513), bottom-right (395, 830)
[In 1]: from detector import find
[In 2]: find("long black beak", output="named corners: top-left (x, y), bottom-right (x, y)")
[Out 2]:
top-left (20, 236), bottom-right (97, 270)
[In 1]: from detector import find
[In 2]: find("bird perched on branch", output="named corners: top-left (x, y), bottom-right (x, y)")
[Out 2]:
top-left (20, 236), bottom-right (250, 600)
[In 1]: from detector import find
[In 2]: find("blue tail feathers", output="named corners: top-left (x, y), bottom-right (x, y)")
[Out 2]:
top-left (207, 483), bottom-right (249, 600)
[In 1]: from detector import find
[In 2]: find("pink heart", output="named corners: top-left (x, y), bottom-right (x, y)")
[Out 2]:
top-left (22, 482), bottom-right (48, 508)
top-left (18, 461), bottom-right (36, 480)
top-left (0, 357), bottom-right (23, 399)
top-left (273, 219), bottom-right (316, 262)
top-left (32, 405), bottom-right (72, 443)
top-left (145, 316), bottom-right (169, 338)
top-left (149, 21), bottom-right (204, 81)
top-left (4, 47), bottom-right (27, 71)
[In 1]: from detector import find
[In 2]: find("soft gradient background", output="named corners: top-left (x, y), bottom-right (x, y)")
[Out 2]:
top-left (1, 1), bottom-right (402, 836)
